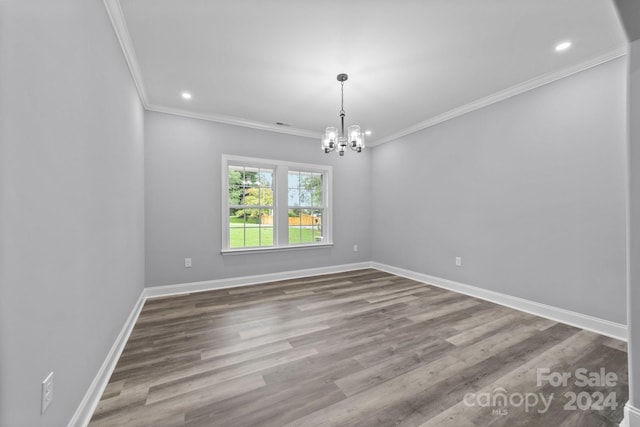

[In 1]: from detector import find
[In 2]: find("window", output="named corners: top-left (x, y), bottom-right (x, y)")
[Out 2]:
top-left (227, 165), bottom-right (274, 248)
top-left (222, 155), bottom-right (332, 253)
top-left (287, 171), bottom-right (324, 244)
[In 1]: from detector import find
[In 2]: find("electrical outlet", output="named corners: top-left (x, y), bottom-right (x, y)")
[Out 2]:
top-left (185, 258), bottom-right (192, 268)
top-left (41, 372), bottom-right (53, 414)
top-left (455, 257), bottom-right (462, 267)
top-left (353, 244), bottom-right (358, 252)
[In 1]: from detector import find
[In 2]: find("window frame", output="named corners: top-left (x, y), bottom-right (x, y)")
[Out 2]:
top-left (221, 154), bottom-right (333, 254)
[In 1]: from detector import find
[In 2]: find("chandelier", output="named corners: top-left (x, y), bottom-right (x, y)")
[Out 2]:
top-left (321, 73), bottom-right (365, 156)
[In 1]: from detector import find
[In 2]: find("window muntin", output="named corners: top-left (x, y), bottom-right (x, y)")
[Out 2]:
top-left (227, 165), bottom-right (274, 249)
top-left (288, 171), bottom-right (324, 244)
top-left (222, 155), bottom-right (332, 253)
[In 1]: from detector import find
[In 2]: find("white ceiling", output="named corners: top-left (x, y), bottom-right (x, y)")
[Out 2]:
top-left (106, 0), bottom-right (627, 146)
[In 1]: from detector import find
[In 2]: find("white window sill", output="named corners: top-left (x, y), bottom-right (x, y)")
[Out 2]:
top-left (221, 242), bottom-right (334, 255)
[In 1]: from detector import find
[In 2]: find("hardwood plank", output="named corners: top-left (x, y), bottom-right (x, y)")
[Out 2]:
top-left (407, 298), bottom-right (483, 323)
top-left (88, 269), bottom-right (627, 427)
top-left (283, 355), bottom-right (468, 427)
top-left (147, 346), bottom-right (318, 404)
top-left (142, 341), bottom-right (293, 388)
top-left (421, 330), bottom-right (614, 427)
top-left (335, 339), bottom-right (455, 396)
top-left (184, 379), bottom-right (345, 427)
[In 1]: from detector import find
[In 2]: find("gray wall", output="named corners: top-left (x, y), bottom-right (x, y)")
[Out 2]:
top-left (627, 37), bottom-right (640, 412)
top-left (0, 1), bottom-right (145, 426)
top-left (614, 0), bottom-right (640, 43)
top-left (370, 57), bottom-right (628, 324)
top-left (0, 2), bottom-right (628, 424)
top-left (145, 111), bottom-right (371, 287)
top-left (613, 0), bottom-right (640, 413)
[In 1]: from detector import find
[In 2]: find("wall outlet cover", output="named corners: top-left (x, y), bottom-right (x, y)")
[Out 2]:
top-left (41, 372), bottom-right (53, 414)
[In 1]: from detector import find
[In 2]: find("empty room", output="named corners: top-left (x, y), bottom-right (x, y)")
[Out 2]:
top-left (3, 1), bottom-right (640, 426)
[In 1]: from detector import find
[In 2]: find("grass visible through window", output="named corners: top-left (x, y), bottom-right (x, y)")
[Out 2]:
top-left (229, 222), bottom-right (320, 247)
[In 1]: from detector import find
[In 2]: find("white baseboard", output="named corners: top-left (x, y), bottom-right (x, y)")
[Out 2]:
top-left (371, 262), bottom-right (627, 341)
top-left (624, 403), bottom-right (640, 427)
top-left (67, 292), bottom-right (146, 427)
top-left (69, 262), bottom-right (372, 425)
top-left (70, 261), bottom-right (628, 426)
top-left (146, 261), bottom-right (627, 340)
top-left (143, 262), bottom-right (373, 299)
top-left (621, 411), bottom-right (629, 426)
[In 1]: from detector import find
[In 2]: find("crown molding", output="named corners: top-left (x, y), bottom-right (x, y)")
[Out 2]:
top-left (103, 0), bottom-right (322, 140)
top-left (103, 0), bottom-right (149, 106)
top-left (146, 104), bottom-right (322, 140)
top-left (104, 0), bottom-right (627, 147)
top-left (370, 45), bottom-right (629, 147)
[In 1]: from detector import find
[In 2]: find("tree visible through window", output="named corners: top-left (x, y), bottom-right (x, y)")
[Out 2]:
top-left (222, 155), bottom-right (332, 252)
top-left (228, 165), bottom-right (274, 248)
top-left (288, 171), bottom-right (323, 244)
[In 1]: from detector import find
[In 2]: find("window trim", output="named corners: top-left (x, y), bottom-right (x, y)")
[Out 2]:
top-left (221, 154), bottom-right (333, 254)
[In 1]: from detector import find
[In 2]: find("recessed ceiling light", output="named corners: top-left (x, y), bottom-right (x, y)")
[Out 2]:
top-left (555, 41), bottom-right (572, 52)
top-left (365, 130), bottom-right (372, 136)
top-left (181, 92), bottom-right (192, 100)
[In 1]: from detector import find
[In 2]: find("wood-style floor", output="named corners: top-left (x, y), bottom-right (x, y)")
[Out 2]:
top-left (89, 269), bottom-right (628, 427)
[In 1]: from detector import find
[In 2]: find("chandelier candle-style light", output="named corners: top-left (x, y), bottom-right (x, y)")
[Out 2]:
top-left (321, 73), bottom-right (365, 156)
